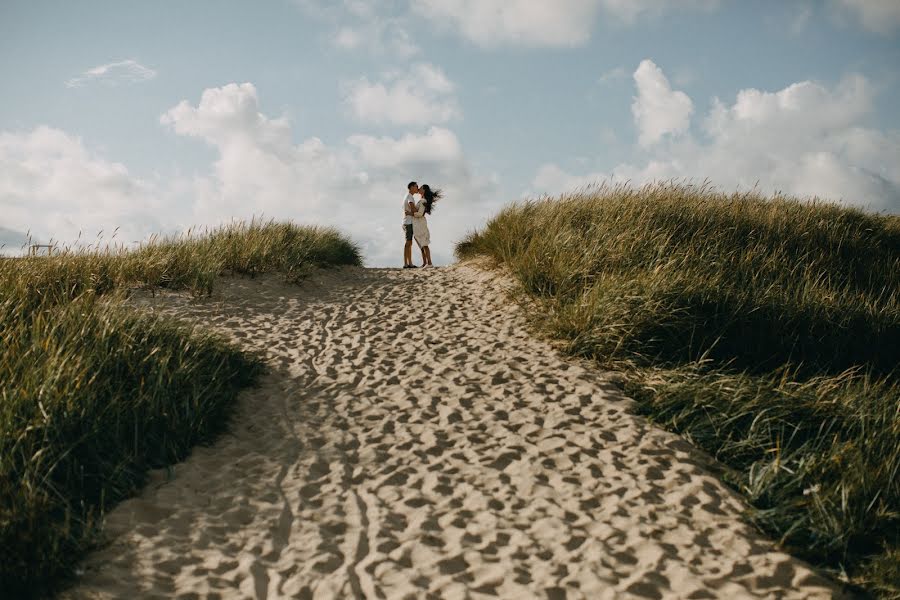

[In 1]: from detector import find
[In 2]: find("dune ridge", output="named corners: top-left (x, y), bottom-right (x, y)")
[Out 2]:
top-left (64, 264), bottom-right (844, 599)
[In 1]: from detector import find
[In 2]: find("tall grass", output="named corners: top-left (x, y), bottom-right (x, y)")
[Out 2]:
top-left (457, 182), bottom-right (900, 596)
top-left (6, 219), bottom-right (363, 304)
top-left (0, 220), bottom-right (361, 598)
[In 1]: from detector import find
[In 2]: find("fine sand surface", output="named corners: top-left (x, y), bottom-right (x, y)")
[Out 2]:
top-left (64, 264), bottom-right (847, 600)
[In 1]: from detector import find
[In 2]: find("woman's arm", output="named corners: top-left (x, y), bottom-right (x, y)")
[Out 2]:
top-left (414, 200), bottom-right (426, 217)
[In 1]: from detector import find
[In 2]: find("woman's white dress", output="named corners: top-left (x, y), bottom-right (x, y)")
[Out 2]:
top-left (412, 199), bottom-right (430, 247)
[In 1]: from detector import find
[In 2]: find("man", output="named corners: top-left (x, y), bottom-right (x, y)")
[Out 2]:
top-left (403, 181), bottom-right (419, 268)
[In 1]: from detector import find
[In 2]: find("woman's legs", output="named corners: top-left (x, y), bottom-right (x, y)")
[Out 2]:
top-left (423, 246), bottom-right (433, 266)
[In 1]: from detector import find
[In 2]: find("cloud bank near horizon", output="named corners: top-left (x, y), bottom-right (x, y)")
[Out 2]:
top-left (534, 61), bottom-right (900, 213)
top-left (0, 82), bottom-right (495, 265)
top-left (2, 62), bottom-right (898, 267)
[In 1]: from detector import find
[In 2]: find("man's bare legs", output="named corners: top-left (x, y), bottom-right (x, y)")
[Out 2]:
top-left (404, 239), bottom-right (414, 267)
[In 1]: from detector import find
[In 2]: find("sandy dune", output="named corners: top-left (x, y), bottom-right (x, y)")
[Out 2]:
top-left (64, 264), bottom-right (846, 599)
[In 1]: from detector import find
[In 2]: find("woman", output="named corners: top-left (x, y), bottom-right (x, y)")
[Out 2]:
top-left (413, 184), bottom-right (441, 268)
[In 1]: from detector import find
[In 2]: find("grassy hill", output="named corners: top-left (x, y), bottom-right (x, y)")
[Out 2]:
top-left (457, 182), bottom-right (900, 597)
top-left (0, 221), bottom-right (361, 598)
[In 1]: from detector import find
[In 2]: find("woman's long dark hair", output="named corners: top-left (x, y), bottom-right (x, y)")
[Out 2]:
top-left (420, 184), bottom-right (442, 215)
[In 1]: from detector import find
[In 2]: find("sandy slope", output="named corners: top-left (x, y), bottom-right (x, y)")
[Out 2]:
top-left (63, 264), bottom-right (846, 599)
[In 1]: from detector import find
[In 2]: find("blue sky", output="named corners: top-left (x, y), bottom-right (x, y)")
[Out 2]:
top-left (1, 0), bottom-right (898, 264)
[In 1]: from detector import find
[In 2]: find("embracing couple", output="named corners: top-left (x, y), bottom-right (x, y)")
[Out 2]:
top-left (402, 181), bottom-right (441, 269)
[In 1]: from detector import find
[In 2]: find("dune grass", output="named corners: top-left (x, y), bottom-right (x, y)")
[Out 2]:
top-left (0, 220), bottom-right (361, 598)
top-left (456, 182), bottom-right (900, 596)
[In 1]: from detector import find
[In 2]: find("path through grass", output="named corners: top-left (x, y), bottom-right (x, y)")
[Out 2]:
top-left (0, 220), bottom-right (361, 597)
top-left (457, 183), bottom-right (900, 596)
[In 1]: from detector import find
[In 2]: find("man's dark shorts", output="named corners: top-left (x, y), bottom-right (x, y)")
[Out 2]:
top-left (404, 224), bottom-right (413, 241)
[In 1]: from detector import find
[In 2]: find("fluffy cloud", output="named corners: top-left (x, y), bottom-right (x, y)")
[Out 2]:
top-left (348, 127), bottom-right (463, 168)
top-left (631, 59), bottom-right (693, 147)
top-left (161, 83), bottom-right (295, 153)
top-left (343, 63), bottom-right (460, 126)
top-left (66, 59), bottom-right (157, 88)
top-left (409, 0), bottom-right (718, 46)
top-left (0, 126), bottom-right (166, 247)
top-left (159, 82), bottom-right (492, 265)
top-left (302, 0), bottom-right (719, 49)
top-left (533, 65), bottom-right (900, 213)
top-left (2, 82), bottom-right (494, 265)
top-left (531, 164), bottom-right (601, 197)
top-left (832, 0), bottom-right (900, 33)
top-left (599, 0), bottom-right (719, 23)
top-left (297, 0), bottom-right (420, 57)
top-left (409, 0), bottom-right (602, 46)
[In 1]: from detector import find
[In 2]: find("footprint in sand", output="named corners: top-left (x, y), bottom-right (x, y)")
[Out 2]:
top-left (63, 265), bottom-right (848, 600)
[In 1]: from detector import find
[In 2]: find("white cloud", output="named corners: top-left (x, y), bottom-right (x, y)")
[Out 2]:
top-left (410, 0), bottom-right (718, 46)
top-left (2, 82), bottom-right (496, 265)
top-left (161, 83), bottom-right (365, 223)
top-left (533, 66), bottom-right (900, 213)
top-left (297, 0), bottom-right (420, 57)
top-left (703, 75), bottom-right (873, 149)
top-left (831, 0), bottom-right (900, 33)
top-left (599, 0), bottom-right (719, 23)
top-left (159, 82), bottom-right (493, 265)
top-left (631, 59), bottom-right (693, 147)
top-left (302, 0), bottom-right (720, 49)
top-left (161, 83), bottom-right (295, 153)
top-left (409, 0), bottom-right (603, 46)
top-left (334, 26), bottom-right (365, 48)
top-left (533, 164), bottom-right (608, 195)
top-left (598, 66), bottom-right (627, 84)
top-left (0, 126), bottom-right (166, 247)
top-left (304, 0), bottom-right (719, 49)
top-left (348, 127), bottom-right (462, 168)
top-left (343, 63), bottom-right (460, 126)
top-left (66, 59), bottom-right (157, 88)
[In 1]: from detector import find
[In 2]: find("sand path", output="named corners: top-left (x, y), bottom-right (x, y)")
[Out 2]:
top-left (65, 264), bottom-right (845, 599)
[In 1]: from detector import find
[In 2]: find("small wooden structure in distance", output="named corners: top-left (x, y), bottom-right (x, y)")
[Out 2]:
top-left (29, 244), bottom-right (56, 257)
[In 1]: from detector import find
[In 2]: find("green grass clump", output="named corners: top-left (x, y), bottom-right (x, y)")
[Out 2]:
top-left (4, 219), bottom-right (363, 304)
top-left (0, 220), bottom-right (361, 597)
top-left (457, 182), bottom-right (900, 596)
